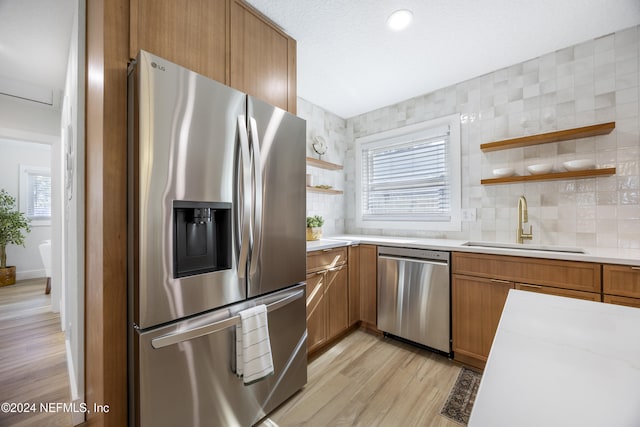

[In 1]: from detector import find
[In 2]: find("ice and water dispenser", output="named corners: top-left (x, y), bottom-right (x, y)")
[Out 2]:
top-left (173, 201), bottom-right (232, 278)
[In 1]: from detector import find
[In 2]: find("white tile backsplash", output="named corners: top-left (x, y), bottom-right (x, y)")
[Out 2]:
top-left (298, 25), bottom-right (640, 249)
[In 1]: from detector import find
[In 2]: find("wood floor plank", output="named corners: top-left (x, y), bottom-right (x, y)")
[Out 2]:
top-left (259, 330), bottom-right (463, 427)
top-left (0, 279), bottom-right (72, 427)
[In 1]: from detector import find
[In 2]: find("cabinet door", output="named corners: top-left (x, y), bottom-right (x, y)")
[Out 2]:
top-left (326, 266), bottom-right (349, 338)
top-left (306, 272), bottom-right (326, 353)
top-left (515, 283), bottom-right (601, 302)
top-left (452, 252), bottom-right (601, 293)
top-left (359, 245), bottom-right (377, 326)
top-left (230, 0), bottom-right (296, 112)
top-left (603, 264), bottom-right (640, 298)
top-left (130, 0), bottom-right (227, 84)
top-left (348, 245), bottom-right (360, 326)
top-left (603, 294), bottom-right (640, 308)
top-left (453, 274), bottom-right (513, 369)
top-left (306, 247), bottom-right (347, 273)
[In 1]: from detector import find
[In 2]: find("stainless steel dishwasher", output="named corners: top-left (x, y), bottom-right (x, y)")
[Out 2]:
top-left (377, 246), bottom-right (451, 354)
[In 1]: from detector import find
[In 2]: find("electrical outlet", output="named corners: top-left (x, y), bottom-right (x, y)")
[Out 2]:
top-left (461, 208), bottom-right (477, 222)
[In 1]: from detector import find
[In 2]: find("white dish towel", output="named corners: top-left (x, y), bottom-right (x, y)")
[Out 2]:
top-left (235, 304), bottom-right (274, 385)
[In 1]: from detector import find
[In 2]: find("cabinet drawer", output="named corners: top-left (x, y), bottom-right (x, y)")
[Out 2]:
top-left (515, 283), bottom-right (601, 302)
top-left (603, 294), bottom-right (640, 309)
top-left (453, 252), bottom-right (601, 293)
top-left (603, 264), bottom-right (640, 298)
top-left (306, 247), bottom-right (347, 273)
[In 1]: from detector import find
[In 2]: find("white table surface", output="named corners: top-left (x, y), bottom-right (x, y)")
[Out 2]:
top-left (468, 290), bottom-right (640, 427)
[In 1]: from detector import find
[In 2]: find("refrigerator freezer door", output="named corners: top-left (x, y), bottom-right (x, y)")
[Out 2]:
top-left (129, 51), bottom-right (247, 329)
top-left (246, 96), bottom-right (307, 298)
top-left (132, 284), bottom-right (308, 427)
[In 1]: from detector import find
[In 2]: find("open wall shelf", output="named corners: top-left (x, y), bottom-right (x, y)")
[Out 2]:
top-left (306, 157), bottom-right (344, 195)
top-left (306, 157), bottom-right (343, 170)
top-left (480, 122), bottom-right (615, 152)
top-left (481, 121), bottom-right (616, 185)
top-left (306, 186), bottom-right (344, 195)
top-left (481, 168), bottom-right (616, 185)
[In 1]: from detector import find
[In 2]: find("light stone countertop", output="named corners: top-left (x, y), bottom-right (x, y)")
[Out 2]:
top-left (468, 289), bottom-right (640, 427)
top-left (306, 234), bottom-right (640, 266)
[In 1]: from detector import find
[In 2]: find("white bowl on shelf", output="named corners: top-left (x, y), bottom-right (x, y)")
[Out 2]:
top-left (563, 159), bottom-right (595, 171)
top-left (526, 163), bottom-right (553, 175)
top-left (492, 167), bottom-right (515, 178)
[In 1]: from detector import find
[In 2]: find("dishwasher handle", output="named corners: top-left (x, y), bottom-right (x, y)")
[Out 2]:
top-left (151, 289), bottom-right (304, 349)
top-left (378, 254), bottom-right (449, 267)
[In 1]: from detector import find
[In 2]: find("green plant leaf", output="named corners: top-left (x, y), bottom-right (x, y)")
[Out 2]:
top-left (0, 189), bottom-right (31, 268)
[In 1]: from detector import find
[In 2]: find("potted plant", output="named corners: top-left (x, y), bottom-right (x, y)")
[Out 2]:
top-left (0, 189), bottom-right (31, 286)
top-left (306, 215), bottom-right (324, 241)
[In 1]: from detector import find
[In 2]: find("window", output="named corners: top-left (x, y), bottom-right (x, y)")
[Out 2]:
top-left (20, 165), bottom-right (51, 226)
top-left (356, 114), bottom-right (461, 231)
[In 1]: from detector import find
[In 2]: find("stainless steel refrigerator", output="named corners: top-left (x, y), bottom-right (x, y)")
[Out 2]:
top-left (127, 50), bottom-right (307, 427)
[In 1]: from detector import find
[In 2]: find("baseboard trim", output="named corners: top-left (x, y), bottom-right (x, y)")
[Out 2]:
top-left (16, 269), bottom-right (46, 281)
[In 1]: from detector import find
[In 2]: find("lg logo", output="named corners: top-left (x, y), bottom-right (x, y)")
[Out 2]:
top-left (151, 62), bottom-right (166, 71)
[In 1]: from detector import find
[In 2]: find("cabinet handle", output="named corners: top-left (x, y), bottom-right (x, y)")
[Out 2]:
top-left (631, 267), bottom-right (640, 271)
top-left (328, 265), bottom-right (345, 272)
top-left (490, 279), bottom-right (511, 284)
top-left (518, 283), bottom-right (542, 289)
top-left (322, 248), bottom-right (335, 252)
top-left (314, 271), bottom-right (325, 276)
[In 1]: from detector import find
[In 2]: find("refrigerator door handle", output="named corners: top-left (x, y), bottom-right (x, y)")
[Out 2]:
top-left (150, 289), bottom-right (305, 349)
top-left (248, 117), bottom-right (263, 277)
top-left (236, 116), bottom-right (252, 279)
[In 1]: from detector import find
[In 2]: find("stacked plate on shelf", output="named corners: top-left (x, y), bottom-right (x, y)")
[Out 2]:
top-left (562, 159), bottom-right (595, 171)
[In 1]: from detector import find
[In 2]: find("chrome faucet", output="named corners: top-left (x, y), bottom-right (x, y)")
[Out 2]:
top-left (517, 195), bottom-right (533, 244)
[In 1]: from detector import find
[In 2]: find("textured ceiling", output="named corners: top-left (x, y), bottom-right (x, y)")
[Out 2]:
top-left (1, 1), bottom-right (639, 119)
top-left (245, 0), bottom-right (640, 118)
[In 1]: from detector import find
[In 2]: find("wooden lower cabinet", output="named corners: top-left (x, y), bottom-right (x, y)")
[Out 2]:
top-left (603, 263), bottom-right (640, 308)
top-left (603, 264), bottom-right (640, 299)
top-left (515, 283), bottom-right (601, 301)
top-left (326, 266), bottom-right (349, 337)
top-left (452, 274), bottom-right (513, 369)
top-left (305, 251), bottom-right (349, 354)
top-left (348, 245), bottom-right (361, 326)
top-left (306, 272), bottom-right (327, 352)
top-left (603, 294), bottom-right (640, 308)
top-left (359, 245), bottom-right (378, 328)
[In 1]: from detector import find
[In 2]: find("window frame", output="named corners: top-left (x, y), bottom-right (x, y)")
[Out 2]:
top-left (19, 164), bottom-right (52, 226)
top-left (355, 113), bottom-right (461, 231)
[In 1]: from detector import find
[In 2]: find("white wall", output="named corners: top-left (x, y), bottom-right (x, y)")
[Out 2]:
top-left (298, 98), bottom-right (348, 235)
top-left (0, 138), bottom-right (52, 278)
top-left (0, 94), bottom-right (61, 139)
top-left (340, 25), bottom-right (640, 249)
top-left (60, 0), bottom-right (85, 419)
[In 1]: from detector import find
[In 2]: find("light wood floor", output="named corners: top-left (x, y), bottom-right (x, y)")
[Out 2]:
top-left (0, 278), bottom-right (72, 427)
top-left (259, 330), bottom-right (463, 427)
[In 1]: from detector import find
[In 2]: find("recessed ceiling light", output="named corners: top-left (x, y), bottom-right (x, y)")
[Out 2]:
top-left (387, 9), bottom-right (413, 31)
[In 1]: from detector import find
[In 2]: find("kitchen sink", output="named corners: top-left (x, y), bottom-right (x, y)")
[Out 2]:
top-left (462, 241), bottom-right (586, 254)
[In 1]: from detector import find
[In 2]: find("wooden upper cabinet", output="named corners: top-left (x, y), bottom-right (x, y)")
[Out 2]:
top-left (130, 0), bottom-right (228, 84)
top-left (230, 0), bottom-right (296, 112)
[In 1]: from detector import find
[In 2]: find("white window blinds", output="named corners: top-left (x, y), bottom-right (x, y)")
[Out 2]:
top-left (20, 164), bottom-right (52, 223)
top-left (26, 172), bottom-right (51, 219)
top-left (360, 125), bottom-right (451, 222)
